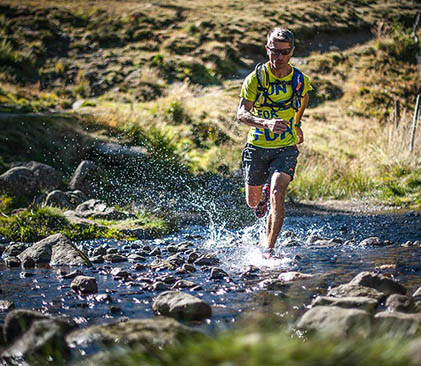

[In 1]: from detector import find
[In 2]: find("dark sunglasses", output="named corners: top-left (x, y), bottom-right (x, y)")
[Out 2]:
top-left (267, 47), bottom-right (292, 56)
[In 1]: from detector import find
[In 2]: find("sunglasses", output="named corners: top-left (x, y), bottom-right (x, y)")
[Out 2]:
top-left (267, 47), bottom-right (292, 56)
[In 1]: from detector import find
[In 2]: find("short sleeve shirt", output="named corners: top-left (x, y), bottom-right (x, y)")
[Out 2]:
top-left (240, 62), bottom-right (312, 148)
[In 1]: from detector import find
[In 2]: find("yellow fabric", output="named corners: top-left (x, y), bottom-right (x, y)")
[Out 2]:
top-left (240, 62), bottom-right (312, 148)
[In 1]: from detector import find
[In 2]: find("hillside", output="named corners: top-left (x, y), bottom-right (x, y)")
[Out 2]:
top-left (0, 0), bottom-right (420, 208)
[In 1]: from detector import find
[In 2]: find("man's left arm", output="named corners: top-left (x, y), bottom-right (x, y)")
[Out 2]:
top-left (294, 93), bottom-right (309, 144)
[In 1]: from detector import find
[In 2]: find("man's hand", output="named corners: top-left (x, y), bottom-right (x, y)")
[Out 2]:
top-left (264, 119), bottom-right (289, 134)
top-left (295, 125), bottom-right (304, 144)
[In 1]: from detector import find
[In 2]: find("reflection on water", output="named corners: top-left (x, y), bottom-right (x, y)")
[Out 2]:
top-left (0, 213), bottom-right (420, 334)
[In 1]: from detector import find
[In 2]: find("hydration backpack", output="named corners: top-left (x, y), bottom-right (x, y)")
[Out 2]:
top-left (254, 62), bottom-right (305, 112)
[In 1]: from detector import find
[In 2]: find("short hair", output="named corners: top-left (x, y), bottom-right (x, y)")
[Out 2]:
top-left (267, 28), bottom-right (295, 47)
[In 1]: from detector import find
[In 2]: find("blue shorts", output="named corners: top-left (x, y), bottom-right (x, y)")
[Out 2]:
top-left (242, 143), bottom-right (299, 186)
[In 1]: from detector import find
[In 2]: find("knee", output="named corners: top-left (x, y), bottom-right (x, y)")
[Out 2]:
top-left (246, 195), bottom-right (260, 208)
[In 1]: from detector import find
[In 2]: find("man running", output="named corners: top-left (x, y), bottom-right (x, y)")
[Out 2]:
top-left (237, 28), bottom-right (312, 259)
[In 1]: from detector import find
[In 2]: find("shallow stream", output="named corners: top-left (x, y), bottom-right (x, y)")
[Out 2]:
top-left (0, 211), bottom-right (420, 336)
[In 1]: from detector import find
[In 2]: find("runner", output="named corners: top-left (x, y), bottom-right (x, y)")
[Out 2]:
top-left (237, 27), bottom-right (312, 259)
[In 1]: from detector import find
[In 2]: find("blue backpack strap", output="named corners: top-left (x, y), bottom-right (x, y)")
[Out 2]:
top-left (291, 67), bottom-right (305, 111)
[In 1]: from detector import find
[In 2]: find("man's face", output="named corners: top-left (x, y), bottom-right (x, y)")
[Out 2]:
top-left (266, 40), bottom-right (294, 69)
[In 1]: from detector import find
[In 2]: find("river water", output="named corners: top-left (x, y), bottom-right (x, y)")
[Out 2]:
top-left (0, 211), bottom-right (420, 336)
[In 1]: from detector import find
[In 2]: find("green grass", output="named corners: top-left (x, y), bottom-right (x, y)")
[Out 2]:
top-left (92, 327), bottom-right (413, 366)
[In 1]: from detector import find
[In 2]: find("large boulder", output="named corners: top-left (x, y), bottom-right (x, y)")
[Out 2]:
top-left (386, 294), bottom-right (416, 313)
top-left (327, 283), bottom-right (385, 301)
top-left (374, 311), bottom-right (421, 336)
top-left (66, 317), bottom-right (198, 350)
top-left (311, 296), bottom-right (379, 313)
top-left (1, 319), bottom-right (70, 364)
top-left (68, 160), bottom-right (101, 198)
top-left (11, 161), bottom-right (62, 192)
top-left (153, 291), bottom-right (212, 321)
top-left (18, 233), bottom-right (91, 266)
top-left (349, 271), bottom-right (407, 296)
top-left (0, 167), bottom-right (38, 197)
top-left (296, 306), bottom-right (372, 337)
top-left (3, 309), bottom-right (76, 345)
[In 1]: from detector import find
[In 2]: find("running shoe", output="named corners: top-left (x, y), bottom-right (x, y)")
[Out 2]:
top-left (262, 247), bottom-right (274, 260)
top-left (254, 184), bottom-right (270, 218)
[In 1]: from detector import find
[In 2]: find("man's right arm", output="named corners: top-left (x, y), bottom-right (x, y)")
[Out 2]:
top-left (237, 98), bottom-right (288, 134)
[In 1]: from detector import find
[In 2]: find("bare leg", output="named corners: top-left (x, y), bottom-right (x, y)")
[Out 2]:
top-left (265, 172), bottom-right (291, 249)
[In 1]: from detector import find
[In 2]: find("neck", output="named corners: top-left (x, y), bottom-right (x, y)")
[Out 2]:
top-left (269, 63), bottom-right (292, 78)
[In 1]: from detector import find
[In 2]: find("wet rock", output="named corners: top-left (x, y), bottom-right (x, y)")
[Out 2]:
top-left (278, 272), bottom-right (313, 282)
top-left (92, 247), bottom-right (107, 256)
top-left (150, 247), bottom-right (161, 256)
top-left (1, 319), bottom-right (71, 363)
top-left (3, 309), bottom-right (76, 345)
top-left (386, 294), bottom-right (416, 313)
top-left (374, 311), bottom-right (421, 336)
top-left (311, 296), bottom-right (378, 312)
top-left (5, 256), bottom-right (21, 268)
top-left (44, 190), bottom-right (71, 208)
top-left (240, 266), bottom-right (260, 279)
top-left (66, 317), bottom-right (197, 350)
top-left (281, 238), bottom-right (300, 247)
top-left (167, 245), bottom-right (178, 253)
top-left (358, 236), bottom-right (383, 246)
top-left (349, 271), bottom-right (407, 296)
top-left (210, 268), bottom-right (229, 280)
top-left (327, 283), bottom-right (385, 301)
top-left (172, 280), bottom-right (199, 289)
top-left (153, 291), bottom-right (212, 321)
top-left (71, 276), bottom-right (98, 294)
top-left (0, 167), bottom-right (38, 197)
top-left (187, 252), bottom-right (199, 264)
top-left (168, 253), bottom-right (184, 266)
top-left (111, 268), bottom-right (131, 279)
top-left (128, 254), bottom-right (146, 262)
top-left (69, 160), bottom-right (101, 198)
top-left (297, 306), bottom-right (372, 337)
top-left (413, 287), bottom-right (421, 298)
top-left (150, 259), bottom-right (177, 271)
top-left (90, 255), bottom-right (104, 264)
top-left (0, 300), bottom-right (15, 312)
top-left (21, 257), bottom-right (35, 269)
top-left (177, 242), bottom-right (193, 252)
top-left (131, 263), bottom-right (146, 271)
top-left (154, 282), bottom-right (170, 291)
top-left (177, 264), bottom-right (196, 274)
top-left (17, 233), bottom-right (91, 267)
top-left (281, 230), bottom-right (296, 239)
top-left (195, 255), bottom-right (220, 266)
top-left (106, 248), bottom-right (118, 254)
top-left (93, 294), bottom-right (113, 303)
top-left (2, 244), bottom-right (26, 258)
top-left (306, 234), bottom-right (331, 245)
top-left (60, 269), bottom-right (84, 280)
top-left (259, 279), bottom-right (289, 291)
top-left (103, 254), bottom-right (127, 263)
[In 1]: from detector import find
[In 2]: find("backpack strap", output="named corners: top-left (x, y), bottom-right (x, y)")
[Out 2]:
top-left (253, 63), bottom-right (305, 112)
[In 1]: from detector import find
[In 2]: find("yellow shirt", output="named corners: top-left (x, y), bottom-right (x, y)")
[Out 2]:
top-left (240, 62), bottom-right (312, 148)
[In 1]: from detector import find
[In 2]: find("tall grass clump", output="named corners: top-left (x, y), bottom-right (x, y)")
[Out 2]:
top-left (0, 39), bottom-right (18, 65)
